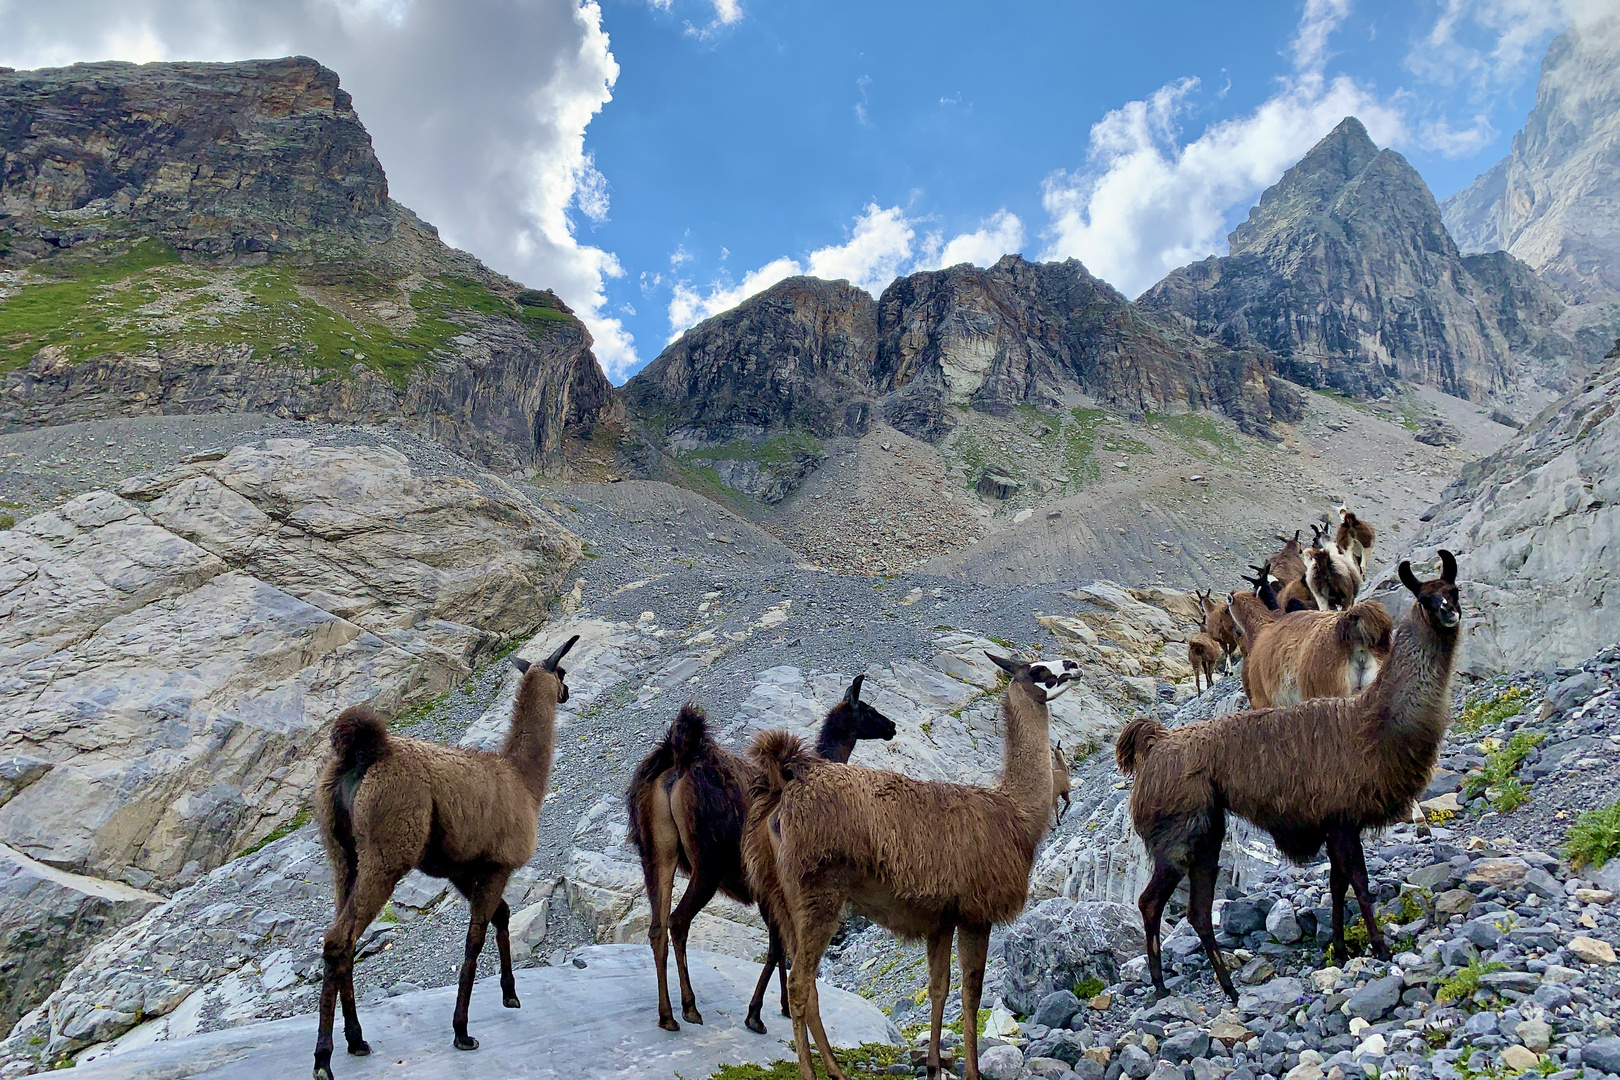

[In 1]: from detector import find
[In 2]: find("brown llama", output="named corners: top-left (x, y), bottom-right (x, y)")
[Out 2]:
top-left (1197, 589), bottom-right (1240, 672)
top-left (1227, 597), bottom-right (1394, 708)
top-left (1117, 552), bottom-right (1462, 1000)
top-left (1052, 741), bottom-right (1072, 824)
top-left (1267, 529), bottom-right (1306, 585)
top-left (311, 635), bottom-right (579, 1080)
top-left (625, 676), bottom-right (895, 1034)
top-left (1336, 505), bottom-right (1376, 576)
top-left (1187, 632), bottom-right (1222, 695)
top-left (1305, 523), bottom-right (1363, 610)
top-left (744, 656), bottom-right (1076, 1080)
top-left (1244, 564), bottom-right (1313, 612)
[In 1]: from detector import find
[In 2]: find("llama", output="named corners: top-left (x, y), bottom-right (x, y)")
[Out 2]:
top-left (744, 656), bottom-right (1075, 1080)
top-left (1187, 633), bottom-right (1222, 695)
top-left (311, 635), bottom-right (578, 1080)
top-left (1226, 599), bottom-right (1393, 708)
top-left (625, 676), bottom-right (895, 1034)
top-left (1052, 742), bottom-right (1072, 824)
top-left (1117, 552), bottom-right (1462, 999)
top-left (1197, 590), bottom-right (1240, 672)
top-left (1267, 530), bottom-right (1306, 585)
top-left (1336, 505), bottom-right (1375, 576)
top-left (1305, 524), bottom-right (1363, 610)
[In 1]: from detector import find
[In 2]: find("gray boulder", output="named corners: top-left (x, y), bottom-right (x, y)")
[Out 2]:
top-left (1265, 898), bottom-right (1302, 944)
top-left (1346, 975), bottom-right (1405, 1021)
top-left (1003, 898), bottom-right (1144, 1015)
top-left (1237, 976), bottom-right (1305, 1016)
top-left (979, 1043), bottom-right (1026, 1080)
top-left (1582, 1037), bottom-right (1620, 1075)
top-left (1031, 989), bottom-right (1084, 1031)
top-left (1161, 1029), bottom-right (1212, 1062)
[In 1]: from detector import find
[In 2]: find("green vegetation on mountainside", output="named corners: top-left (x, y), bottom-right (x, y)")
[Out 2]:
top-left (0, 237), bottom-right (571, 386)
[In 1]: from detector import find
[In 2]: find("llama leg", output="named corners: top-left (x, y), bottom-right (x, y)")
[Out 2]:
top-left (670, 870), bottom-right (720, 1025)
top-left (745, 922), bottom-right (783, 1034)
top-left (451, 879), bottom-right (504, 1051)
top-left (1328, 838), bottom-right (1351, 964)
top-left (924, 925), bottom-right (953, 1080)
top-left (1138, 856), bottom-right (1184, 1000)
top-left (491, 899), bottom-right (520, 1009)
top-left (958, 924), bottom-right (990, 1080)
top-left (1187, 847), bottom-right (1237, 1003)
top-left (313, 865), bottom-right (398, 1079)
top-left (1331, 828), bottom-right (1390, 960)
top-left (1061, 792), bottom-right (1070, 822)
top-left (778, 947), bottom-right (790, 1018)
top-left (641, 841), bottom-right (680, 1031)
top-left (787, 891), bottom-right (847, 1080)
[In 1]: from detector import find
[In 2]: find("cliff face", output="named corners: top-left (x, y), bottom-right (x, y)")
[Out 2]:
top-left (625, 255), bottom-right (1295, 474)
top-left (1139, 118), bottom-right (1517, 402)
top-left (0, 58), bottom-right (615, 468)
top-left (1441, 19), bottom-right (1620, 303)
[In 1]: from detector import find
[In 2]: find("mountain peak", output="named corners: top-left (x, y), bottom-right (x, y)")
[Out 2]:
top-left (1228, 116), bottom-right (1381, 256)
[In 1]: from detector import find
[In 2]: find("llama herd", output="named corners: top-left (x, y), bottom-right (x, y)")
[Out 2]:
top-left (306, 499), bottom-right (1466, 1080)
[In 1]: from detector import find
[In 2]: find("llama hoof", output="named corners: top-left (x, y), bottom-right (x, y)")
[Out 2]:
top-left (313, 1064), bottom-right (334, 1080)
top-left (682, 1006), bottom-right (704, 1025)
top-left (453, 1034), bottom-right (479, 1051)
top-left (503, 995), bottom-right (521, 1009)
top-left (346, 1039), bottom-right (371, 1057)
top-left (658, 1016), bottom-right (680, 1032)
top-left (745, 1013), bottom-right (767, 1035)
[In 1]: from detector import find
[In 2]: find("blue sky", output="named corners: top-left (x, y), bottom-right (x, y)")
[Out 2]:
top-left (0, 0), bottom-right (1601, 380)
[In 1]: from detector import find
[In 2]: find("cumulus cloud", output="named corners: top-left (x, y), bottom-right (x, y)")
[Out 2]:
top-left (0, 0), bottom-right (640, 379)
top-left (666, 205), bottom-right (1025, 339)
top-left (1036, 0), bottom-right (1444, 300)
top-left (1407, 0), bottom-right (1608, 92)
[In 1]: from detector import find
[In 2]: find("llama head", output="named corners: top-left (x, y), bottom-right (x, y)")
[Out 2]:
top-left (827, 673), bottom-right (898, 743)
top-left (1398, 550), bottom-right (1461, 631)
top-left (510, 634), bottom-right (581, 703)
top-left (988, 653), bottom-right (1079, 701)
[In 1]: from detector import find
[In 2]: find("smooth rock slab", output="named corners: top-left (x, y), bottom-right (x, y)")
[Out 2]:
top-left (66, 946), bottom-right (897, 1079)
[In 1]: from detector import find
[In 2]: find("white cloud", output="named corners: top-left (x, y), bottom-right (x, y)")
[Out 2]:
top-left (666, 205), bottom-right (1025, 339)
top-left (1291, 0), bottom-right (1353, 70)
top-left (711, 0), bottom-right (742, 24)
top-left (920, 210), bottom-right (1026, 270)
top-left (0, 0), bottom-right (639, 379)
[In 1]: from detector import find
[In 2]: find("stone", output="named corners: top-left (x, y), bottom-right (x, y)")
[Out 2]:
top-left (1539, 964), bottom-right (1581, 984)
top-left (1237, 977), bottom-right (1305, 1016)
top-left (1267, 899), bottom-right (1303, 945)
top-left (978, 1044), bottom-right (1026, 1080)
top-left (984, 1005), bottom-right (1019, 1038)
top-left (1481, 971), bottom-right (1540, 993)
top-left (1466, 859), bottom-right (1531, 888)
top-left (1346, 976), bottom-right (1405, 1022)
top-left (1237, 956), bottom-right (1276, 985)
top-left (1003, 899), bottom-right (1144, 1015)
top-left (0, 843), bottom-right (162, 1029)
top-left (1146, 1062), bottom-right (1185, 1080)
top-left (1501, 1044), bottom-right (1541, 1073)
top-left (1162, 1030), bottom-right (1212, 1063)
top-left (1463, 918), bottom-right (1505, 950)
top-left (1521, 867), bottom-right (1563, 900)
top-left (1119, 1043), bottom-right (1154, 1079)
top-left (1436, 890), bottom-right (1476, 918)
top-left (1542, 672), bottom-right (1601, 718)
top-left (1574, 889), bottom-right (1616, 905)
top-left (1408, 862), bottom-right (1457, 890)
top-left (1222, 901), bottom-right (1267, 937)
top-left (1033, 991), bottom-right (1085, 1031)
top-left (1567, 936), bottom-right (1617, 964)
top-left (1517, 1019), bottom-right (1552, 1053)
top-left (1581, 1037), bottom-right (1620, 1075)
top-left (37, 945), bottom-right (897, 1080)
top-left (0, 443), bottom-right (581, 883)
top-left (1311, 968), bottom-right (1343, 992)
top-left (1283, 1063), bottom-right (1324, 1080)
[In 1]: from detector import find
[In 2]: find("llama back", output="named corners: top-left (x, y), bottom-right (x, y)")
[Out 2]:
top-left (404, 739), bottom-right (541, 870)
top-left (775, 764), bottom-right (1036, 926)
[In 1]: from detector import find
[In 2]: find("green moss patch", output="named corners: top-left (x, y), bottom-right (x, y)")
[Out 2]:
top-left (700, 1042), bottom-right (910, 1080)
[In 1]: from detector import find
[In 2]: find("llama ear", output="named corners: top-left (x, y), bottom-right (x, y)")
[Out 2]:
top-left (1438, 549), bottom-right (1457, 583)
top-left (510, 656), bottom-right (531, 674)
top-left (985, 651), bottom-right (1020, 675)
top-left (845, 674), bottom-right (865, 704)
top-left (1399, 561), bottom-right (1422, 595)
top-left (542, 634), bottom-right (580, 672)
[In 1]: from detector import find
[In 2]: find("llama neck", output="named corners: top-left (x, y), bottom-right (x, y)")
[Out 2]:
top-left (502, 676), bottom-right (558, 807)
top-left (815, 725), bottom-right (857, 763)
top-left (995, 683), bottom-right (1054, 844)
top-left (1370, 610), bottom-right (1458, 746)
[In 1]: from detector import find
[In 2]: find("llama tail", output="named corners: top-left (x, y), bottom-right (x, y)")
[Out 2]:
top-left (325, 706), bottom-right (389, 886)
top-left (1337, 602), bottom-right (1395, 653)
top-left (1115, 716), bottom-right (1169, 775)
top-left (330, 705), bottom-right (389, 772)
top-left (747, 728), bottom-right (816, 804)
top-left (625, 703), bottom-right (709, 854)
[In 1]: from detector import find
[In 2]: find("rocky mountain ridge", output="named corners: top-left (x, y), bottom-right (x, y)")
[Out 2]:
top-left (0, 58), bottom-right (617, 470)
top-left (1441, 18), bottom-right (1620, 305)
top-left (1139, 118), bottom-right (1546, 405)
